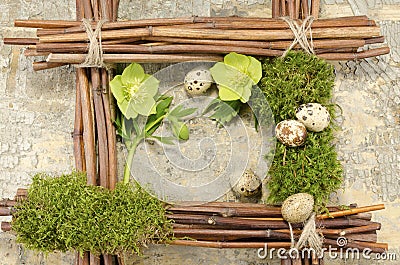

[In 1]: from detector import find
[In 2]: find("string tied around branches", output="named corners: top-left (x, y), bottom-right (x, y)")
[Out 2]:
top-left (288, 213), bottom-right (324, 257)
top-left (280, 16), bottom-right (315, 57)
top-left (78, 18), bottom-right (108, 68)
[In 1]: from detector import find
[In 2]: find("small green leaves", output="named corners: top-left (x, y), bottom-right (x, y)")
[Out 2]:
top-left (110, 63), bottom-right (159, 119)
top-left (167, 105), bottom-right (196, 140)
top-left (203, 98), bottom-right (242, 125)
top-left (210, 52), bottom-right (262, 103)
top-left (168, 105), bottom-right (197, 119)
top-left (145, 95), bottom-right (173, 136)
top-left (144, 96), bottom-right (196, 141)
top-left (149, 135), bottom-right (175, 145)
top-left (171, 122), bottom-right (189, 140)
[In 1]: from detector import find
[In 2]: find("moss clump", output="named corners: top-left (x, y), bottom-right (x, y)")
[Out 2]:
top-left (259, 51), bottom-right (343, 208)
top-left (12, 172), bottom-right (172, 255)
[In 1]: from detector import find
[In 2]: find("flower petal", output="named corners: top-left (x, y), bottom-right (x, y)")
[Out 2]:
top-left (149, 102), bottom-right (157, 115)
top-left (247, 56), bottom-right (262, 84)
top-left (118, 99), bottom-right (138, 119)
top-left (121, 63), bottom-right (146, 85)
top-left (133, 97), bottom-right (157, 117)
top-left (140, 74), bottom-right (159, 97)
top-left (210, 63), bottom-right (243, 90)
top-left (110, 75), bottom-right (125, 102)
top-left (218, 85), bottom-right (241, 101)
top-left (211, 62), bottom-right (259, 102)
top-left (223, 52), bottom-right (250, 73)
top-left (240, 85), bottom-right (252, 103)
top-left (126, 101), bottom-right (140, 119)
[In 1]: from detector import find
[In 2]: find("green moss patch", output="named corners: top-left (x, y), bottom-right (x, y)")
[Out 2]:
top-left (259, 52), bottom-right (343, 208)
top-left (12, 172), bottom-right (172, 255)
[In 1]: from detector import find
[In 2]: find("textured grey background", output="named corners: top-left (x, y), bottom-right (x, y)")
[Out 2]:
top-left (1, 0), bottom-right (400, 264)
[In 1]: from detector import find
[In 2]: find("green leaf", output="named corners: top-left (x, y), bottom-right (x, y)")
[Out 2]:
top-left (171, 121), bottom-right (189, 140)
top-left (145, 122), bottom-right (159, 136)
top-left (110, 75), bottom-right (125, 102)
top-left (155, 96), bottom-right (173, 114)
top-left (178, 124), bottom-right (189, 140)
top-left (203, 98), bottom-right (222, 115)
top-left (145, 96), bottom-right (172, 135)
top-left (132, 119), bottom-right (141, 136)
top-left (121, 117), bottom-right (131, 139)
top-left (149, 136), bottom-right (175, 145)
top-left (169, 105), bottom-right (197, 118)
top-left (121, 63), bottom-right (146, 85)
top-left (176, 107), bottom-right (197, 118)
top-left (168, 105), bottom-right (183, 117)
top-left (149, 103), bottom-right (157, 115)
top-left (170, 121), bottom-right (180, 139)
top-left (113, 114), bottom-right (123, 137)
top-left (205, 98), bottom-right (242, 125)
top-left (224, 52), bottom-right (250, 73)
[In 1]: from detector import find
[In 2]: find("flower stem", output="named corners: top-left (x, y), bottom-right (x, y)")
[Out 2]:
top-left (123, 114), bottom-right (167, 184)
top-left (123, 135), bottom-right (144, 184)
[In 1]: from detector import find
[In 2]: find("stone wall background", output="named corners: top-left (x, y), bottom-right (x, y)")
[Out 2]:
top-left (0, 0), bottom-right (399, 264)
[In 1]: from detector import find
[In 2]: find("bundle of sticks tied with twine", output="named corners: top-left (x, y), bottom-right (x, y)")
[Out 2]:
top-left (4, 11), bottom-right (390, 71)
top-left (1, 193), bottom-right (388, 265)
top-left (5, 0), bottom-right (125, 265)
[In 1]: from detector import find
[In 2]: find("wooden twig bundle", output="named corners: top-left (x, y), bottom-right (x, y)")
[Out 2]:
top-left (164, 202), bottom-right (387, 257)
top-left (72, 0), bottom-right (119, 265)
top-left (272, 0), bottom-right (320, 19)
top-left (0, 193), bottom-right (387, 265)
top-left (4, 15), bottom-right (389, 70)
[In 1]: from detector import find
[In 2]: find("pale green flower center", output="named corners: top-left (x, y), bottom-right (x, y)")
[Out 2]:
top-left (233, 72), bottom-right (250, 88)
top-left (124, 80), bottom-right (147, 104)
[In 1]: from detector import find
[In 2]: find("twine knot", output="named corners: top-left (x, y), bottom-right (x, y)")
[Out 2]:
top-left (281, 16), bottom-right (315, 57)
top-left (288, 213), bottom-right (324, 257)
top-left (78, 18), bottom-right (108, 68)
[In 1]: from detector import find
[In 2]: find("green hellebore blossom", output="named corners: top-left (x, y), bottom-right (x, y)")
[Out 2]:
top-left (110, 63), bottom-right (159, 119)
top-left (210, 52), bottom-right (262, 103)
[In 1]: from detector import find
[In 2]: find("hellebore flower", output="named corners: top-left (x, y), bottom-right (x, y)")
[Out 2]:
top-left (110, 63), bottom-right (159, 119)
top-left (210, 52), bottom-right (262, 103)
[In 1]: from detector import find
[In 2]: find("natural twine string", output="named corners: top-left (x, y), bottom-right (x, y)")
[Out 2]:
top-left (280, 16), bottom-right (315, 58)
top-left (288, 222), bottom-right (295, 247)
top-left (288, 213), bottom-right (324, 256)
top-left (78, 18), bottom-right (108, 68)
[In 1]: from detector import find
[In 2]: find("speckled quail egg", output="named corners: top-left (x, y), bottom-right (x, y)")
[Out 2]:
top-left (295, 103), bottom-right (330, 132)
top-left (275, 120), bottom-right (307, 147)
top-left (281, 193), bottom-right (314, 223)
top-left (233, 170), bottom-right (262, 197)
top-left (184, 68), bottom-right (213, 95)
